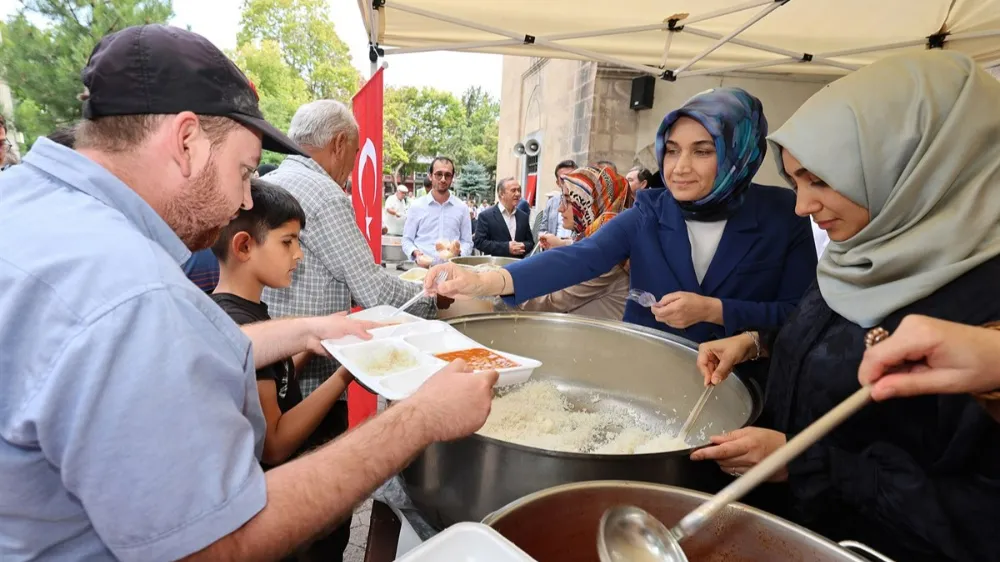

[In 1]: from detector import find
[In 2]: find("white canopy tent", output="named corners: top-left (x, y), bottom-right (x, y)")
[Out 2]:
top-left (357, 0), bottom-right (1000, 78)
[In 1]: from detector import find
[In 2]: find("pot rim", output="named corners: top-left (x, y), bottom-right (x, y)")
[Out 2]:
top-left (480, 480), bottom-right (872, 561)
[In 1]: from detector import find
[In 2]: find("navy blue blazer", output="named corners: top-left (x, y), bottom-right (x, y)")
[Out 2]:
top-left (503, 185), bottom-right (817, 342)
top-left (475, 205), bottom-right (535, 257)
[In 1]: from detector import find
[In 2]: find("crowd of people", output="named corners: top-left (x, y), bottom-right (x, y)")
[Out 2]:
top-left (3, 20), bottom-right (1000, 562)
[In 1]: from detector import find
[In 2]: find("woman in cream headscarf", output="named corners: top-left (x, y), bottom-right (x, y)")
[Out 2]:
top-left (510, 166), bottom-right (632, 320)
top-left (692, 51), bottom-right (1000, 561)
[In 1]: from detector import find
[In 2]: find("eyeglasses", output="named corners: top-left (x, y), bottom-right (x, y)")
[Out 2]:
top-left (432, 171), bottom-right (454, 180)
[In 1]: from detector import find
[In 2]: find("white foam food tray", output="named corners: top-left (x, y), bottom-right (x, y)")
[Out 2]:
top-left (323, 315), bottom-right (541, 401)
top-left (348, 304), bottom-right (423, 325)
top-left (396, 522), bottom-right (537, 561)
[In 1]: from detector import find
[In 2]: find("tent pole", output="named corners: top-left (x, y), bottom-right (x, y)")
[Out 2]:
top-left (679, 0), bottom-right (776, 26)
top-left (815, 29), bottom-right (1000, 59)
top-left (683, 26), bottom-right (860, 72)
top-left (368, 1), bottom-right (380, 76)
top-left (382, 0), bottom-right (665, 76)
top-left (814, 39), bottom-right (926, 58)
top-left (673, 1), bottom-right (786, 75)
top-left (676, 57), bottom-right (799, 77)
top-left (385, 39), bottom-right (523, 55)
top-left (385, 23), bottom-right (682, 56)
top-left (659, 31), bottom-right (675, 68)
top-left (950, 29), bottom-right (1000, 41)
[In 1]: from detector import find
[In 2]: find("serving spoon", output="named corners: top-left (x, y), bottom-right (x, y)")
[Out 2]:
top-left (390, 270), bottom-right (448, 317)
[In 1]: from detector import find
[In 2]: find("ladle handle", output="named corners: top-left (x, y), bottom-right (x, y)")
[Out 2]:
top-left (675, 385), bottom-right (872, 539)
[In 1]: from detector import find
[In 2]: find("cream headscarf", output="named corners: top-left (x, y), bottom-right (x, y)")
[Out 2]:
top-left (768, 51), bottom-right (1000, 328)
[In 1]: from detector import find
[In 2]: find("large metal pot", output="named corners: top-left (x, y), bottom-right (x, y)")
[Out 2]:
top-left (481, 481), bottom-right (893, 562)
top-left (401, 313), bottom-right (762, 528)
top-left (449, 255), bottom-right (520, 268)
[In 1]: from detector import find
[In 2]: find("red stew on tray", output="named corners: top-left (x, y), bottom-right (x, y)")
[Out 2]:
top-left (434, 348), bottom-right (519, 370)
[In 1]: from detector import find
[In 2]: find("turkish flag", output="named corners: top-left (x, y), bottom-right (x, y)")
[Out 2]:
top-left (347, 69), bottom-right (384, 429)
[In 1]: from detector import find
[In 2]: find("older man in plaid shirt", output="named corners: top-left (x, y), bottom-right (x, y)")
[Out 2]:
top-left (263, 100), bottom-right (436, 397)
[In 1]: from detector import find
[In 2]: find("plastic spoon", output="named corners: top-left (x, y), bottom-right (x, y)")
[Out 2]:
top-left (627, 289), bottom-right (657, 308)
top-left (676, 384), bottom-right (714, 443)
top-left (390, 270), bottom-right (448, 317)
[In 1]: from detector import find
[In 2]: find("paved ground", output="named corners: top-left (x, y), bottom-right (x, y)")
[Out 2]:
top-left (344, 262), bottom-right (432, 562)
top-left (344, 498), bottom-right (373, 562)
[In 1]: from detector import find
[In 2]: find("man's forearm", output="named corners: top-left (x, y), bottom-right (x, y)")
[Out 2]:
top-left (242, 318), bottom-right (311, 369)
top-left (184, 402), bottom-right (433, 562)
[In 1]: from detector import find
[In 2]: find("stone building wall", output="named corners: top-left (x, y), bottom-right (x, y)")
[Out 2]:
top-left (496, 56), bottom-right (596, 204)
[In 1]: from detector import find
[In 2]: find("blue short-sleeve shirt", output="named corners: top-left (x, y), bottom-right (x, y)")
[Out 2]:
top-left (0, 139), bottom-right (268, 561)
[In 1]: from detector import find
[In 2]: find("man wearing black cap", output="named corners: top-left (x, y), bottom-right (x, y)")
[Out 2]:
top-left (0, 25), bottom-right (496, 562)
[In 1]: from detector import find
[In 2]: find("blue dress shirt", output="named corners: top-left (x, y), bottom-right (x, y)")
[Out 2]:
top-left (0, 139), bottom-right (267, 561)
top-left (402, 192), bottom-right (474, 259)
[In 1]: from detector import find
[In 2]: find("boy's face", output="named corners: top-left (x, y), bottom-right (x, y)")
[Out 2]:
top-left (251, 220), bottom-right (303, 288)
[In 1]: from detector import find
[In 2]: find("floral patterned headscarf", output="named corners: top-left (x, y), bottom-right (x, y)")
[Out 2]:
top-left (655, 87), bottom-right (768, 221)
top-left (563, 166), bottom-right (634, 240)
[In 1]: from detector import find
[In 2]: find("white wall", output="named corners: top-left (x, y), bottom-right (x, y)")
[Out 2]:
top-left (635, 74), bottom-right (832, 187)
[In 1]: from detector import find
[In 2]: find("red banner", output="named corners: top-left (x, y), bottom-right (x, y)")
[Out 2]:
top-left (525, 173), bottom-right (539, 207)
top-left (347, 69), bottom-right (384, 429)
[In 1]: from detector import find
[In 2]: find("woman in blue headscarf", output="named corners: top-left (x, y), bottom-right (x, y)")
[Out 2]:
top-left (426, 87), bottom-right (817, 343)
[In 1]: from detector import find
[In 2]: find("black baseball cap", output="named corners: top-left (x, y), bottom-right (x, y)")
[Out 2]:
top-left (81, 24), bottom-right (304, 156)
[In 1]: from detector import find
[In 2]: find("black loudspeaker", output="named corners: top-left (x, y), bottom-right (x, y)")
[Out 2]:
top-left (630, 75), bottom-right (655, 110)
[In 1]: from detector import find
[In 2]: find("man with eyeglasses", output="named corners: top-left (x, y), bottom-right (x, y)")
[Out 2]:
top-left (403, 156), bottom-right (474, 266)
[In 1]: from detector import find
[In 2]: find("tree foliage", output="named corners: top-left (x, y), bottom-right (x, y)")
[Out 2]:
top-left (0, 0), bottom-right (174, 149)
top-left (454, 160), bottom-right (491, 200)
top-left (233, 0), bottom-right (361, 164)
top-left (236, 0), bottom-right (359, 102)
top-left (383, 85), bottom-right (499, 178)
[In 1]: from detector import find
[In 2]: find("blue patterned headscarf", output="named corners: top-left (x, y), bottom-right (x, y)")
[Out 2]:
top-left (655, 87), bottom-right (768, 221)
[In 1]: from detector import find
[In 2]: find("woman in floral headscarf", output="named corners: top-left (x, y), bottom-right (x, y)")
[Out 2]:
top-left (426, 87), bottom-right (816, 342)
top-left (512, 166), bottom-right (633, 320)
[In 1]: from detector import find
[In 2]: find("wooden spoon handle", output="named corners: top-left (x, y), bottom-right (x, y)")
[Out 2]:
top-left (676, 386), bottom-right (872, 539)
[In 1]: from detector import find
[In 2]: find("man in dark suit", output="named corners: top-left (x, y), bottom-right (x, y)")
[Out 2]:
top-left (475, 177), bottom-right (535, 257)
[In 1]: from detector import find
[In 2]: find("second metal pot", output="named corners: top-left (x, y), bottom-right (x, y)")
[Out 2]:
top-left (482, 481), bottom-right (893, 562)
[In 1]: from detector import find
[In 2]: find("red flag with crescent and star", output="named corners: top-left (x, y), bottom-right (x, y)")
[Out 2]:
top-left (347, 69), bottom-right (384, 428)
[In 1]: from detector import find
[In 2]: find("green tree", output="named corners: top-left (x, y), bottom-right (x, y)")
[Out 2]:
top-left (234, 0), bottom-right (362, 164)
top-left (0, 0), bottom-right (174, 149)
top-left (229, 39), bottom-right (311, 165)
top-left (454, 160), bottom-right (491, 200)
top-left (382, 86), bottom-right (499, 178)
top-left (236, 0), bottom-right (360, 102)
top-left (459, 86), bottom-right (500, 174)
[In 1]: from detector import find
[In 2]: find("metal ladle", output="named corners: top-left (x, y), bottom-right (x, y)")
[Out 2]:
top-left (599, 385), bottom-right (873, 562)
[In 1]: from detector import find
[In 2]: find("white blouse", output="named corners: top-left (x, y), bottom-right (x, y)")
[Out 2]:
top-left (685, 219), bottom-right (728, 284)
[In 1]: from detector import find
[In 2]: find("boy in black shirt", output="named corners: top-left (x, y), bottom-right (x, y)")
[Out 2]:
top-left (211, 179), bottom-right (353, 466)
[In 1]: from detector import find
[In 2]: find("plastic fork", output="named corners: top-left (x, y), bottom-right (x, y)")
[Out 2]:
top-left (627, 289), bottom-right (658, 308)
top-left (391, 270), bottom-right (448, 317)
